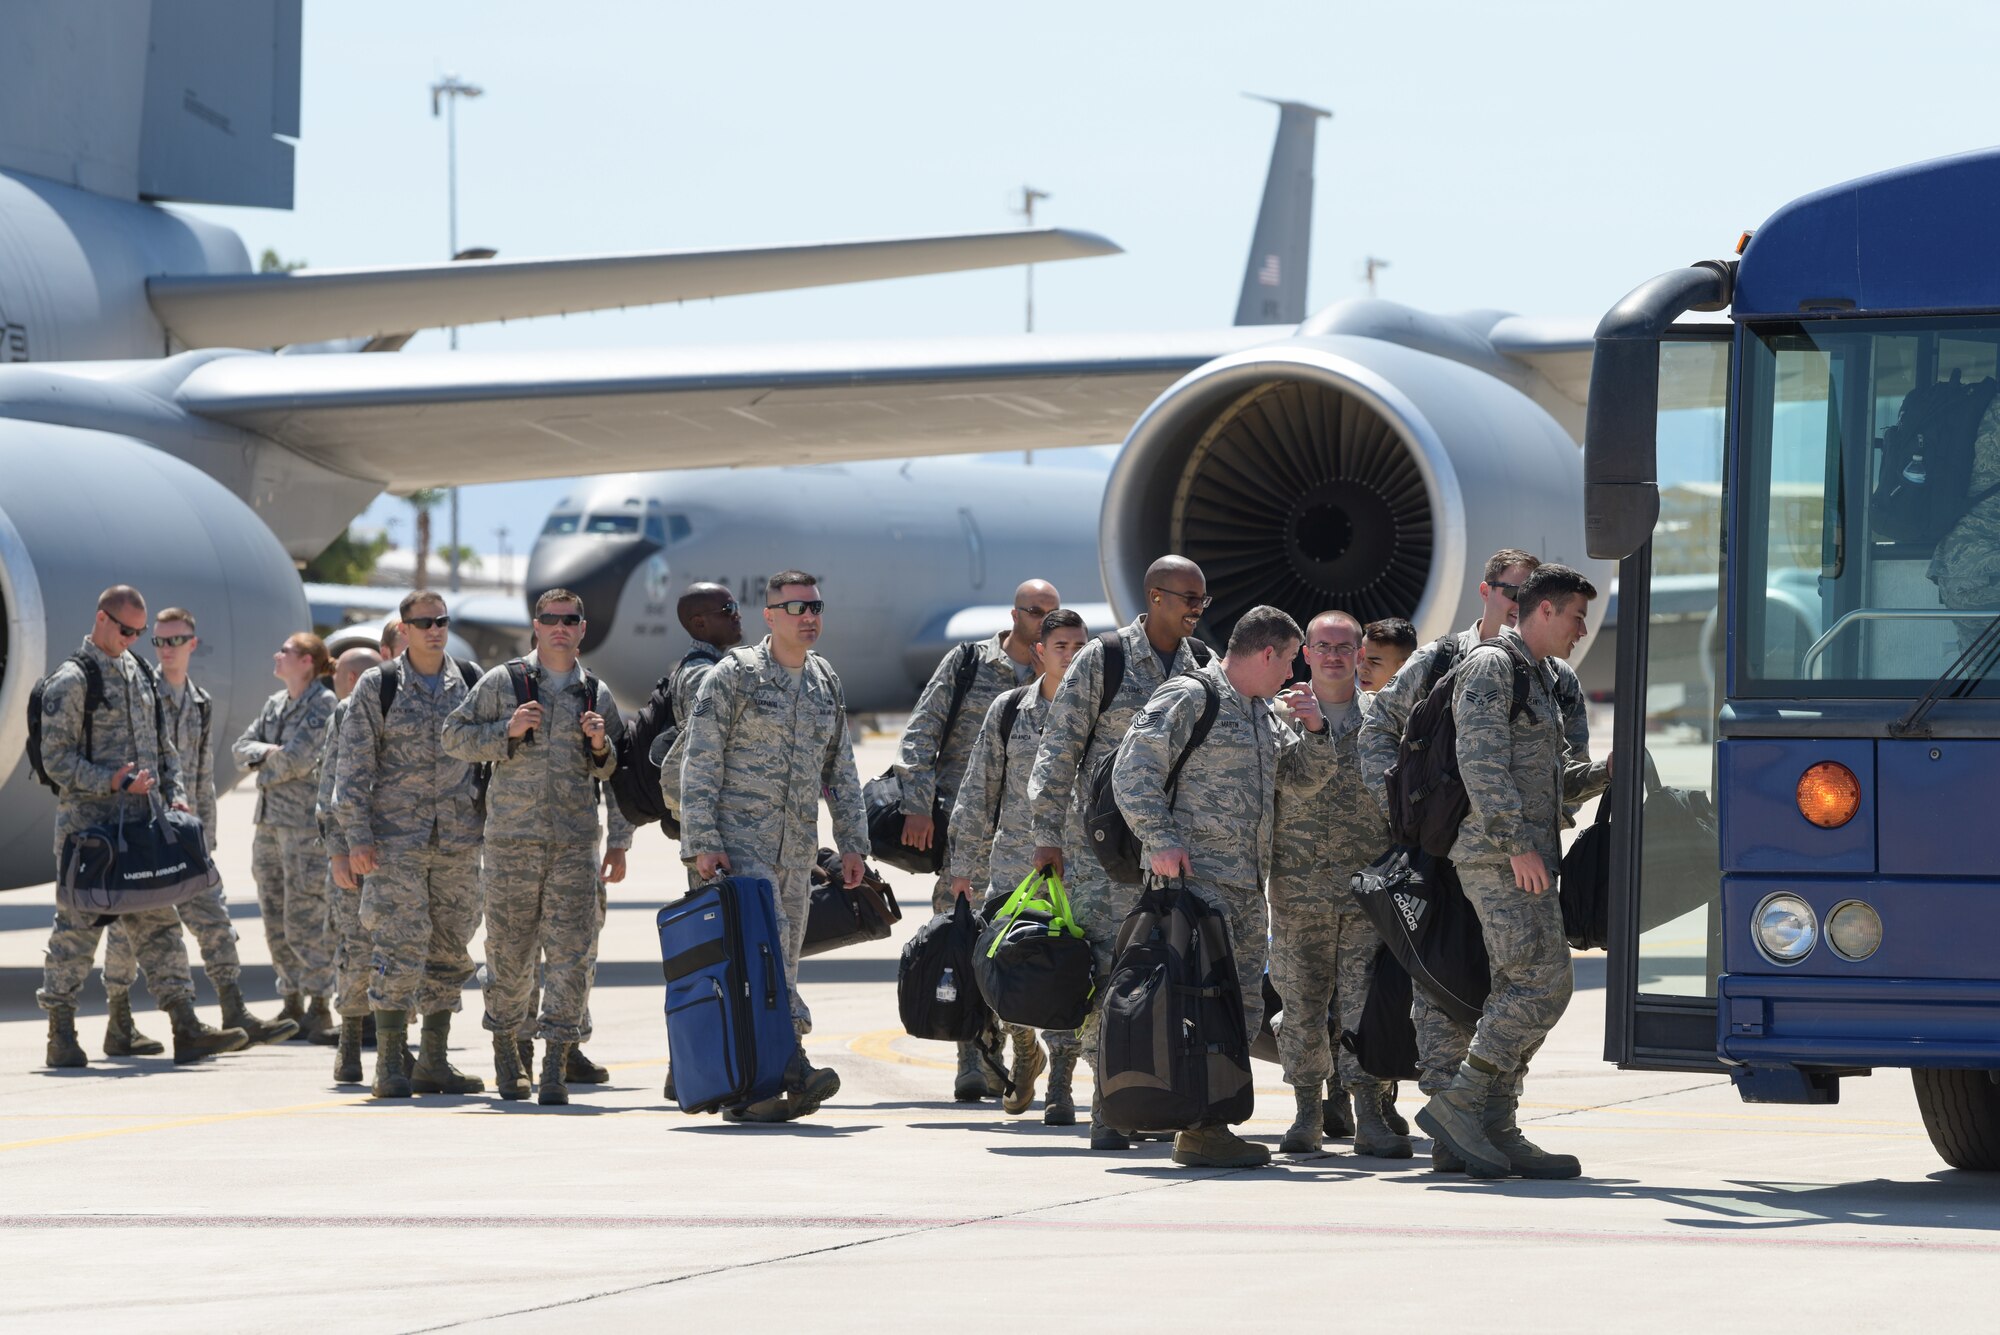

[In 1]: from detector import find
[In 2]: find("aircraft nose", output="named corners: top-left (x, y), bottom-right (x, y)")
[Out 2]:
top-left (524, 532), bottom-right (661, 655)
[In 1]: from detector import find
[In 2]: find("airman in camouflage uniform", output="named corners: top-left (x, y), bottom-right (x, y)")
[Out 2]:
top-left (1355, 552), bottom-right (1591, 1154)
top-left (318, 687), bottom-right (369, 1074)
top-left (1267, 610), bottom-right (1410, 1158)
top-left (1112, 606), bottom-right (1336, 1168)
top-left (36, 586), bottom-right (245, 1068)
top-left (443, 589), bottom-right (628, 1106)
top-left (1930, 396), bottom-right (2000, 654)
top-left (1415, 568), bottom-right (1609, 1181)
top-left (233, 637), bottom-right (339, 1041)
top-left (895, 579), bottom-right (1051, 1099)
top-left (678, 571), bottom-right (868, 1122)
top-left (947, 608), bottom-right (1089, 1121)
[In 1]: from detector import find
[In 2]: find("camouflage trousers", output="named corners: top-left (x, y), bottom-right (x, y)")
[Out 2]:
top-left (738, 857), bottom-right (815, 1035)
top-left (40, 905), bottom-right (192, 1011)
top-left (331, 868), bottom-right (371, 1019)
top-left (1454, 857), bottom-right (1571, 1084)
top-left (1060, 829), bottom-right (1140, 1063)
top-left (363, 843), bottom-right (480, 1017)
top-left (1268, 878), bottom-right (1381, 1089)
top-left (526, 879), bottom-right (604, 1043)
top-left (252, 824), bottom-right (335, 998)
top-left (481, 839), bottom-right (602, 1043)
top-left (102, 878), bottom-right (240, 994)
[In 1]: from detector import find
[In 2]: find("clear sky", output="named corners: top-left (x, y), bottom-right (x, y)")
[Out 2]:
top-left (178, 0), bottom-right (2000, 557)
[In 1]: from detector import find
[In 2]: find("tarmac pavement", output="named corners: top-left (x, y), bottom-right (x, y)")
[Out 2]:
top-left (0, 733), bottom-right (1992, 1331)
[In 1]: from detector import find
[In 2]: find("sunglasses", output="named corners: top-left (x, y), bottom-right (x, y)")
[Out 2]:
top-left (151, 634), bottom-right (194, 648)
top-left (767, 599), bottom-right (824, 616)
top-left (405, 615), bottom-right (452, 630)
top-left (713, 600), bottom-right (741, 616)
top-left (278, 644), bottom-right (308, 656)
top-left (1489, 581), bottom-right (1523, 601)
top-left (534, 613), bottom-right (583, 627)
top-left (1015, 605), bottom-right (1056, 620)
top-left (104, 612), bottom-right (144, 639)
top-left (1151, 586), bottom-right (1213, 610)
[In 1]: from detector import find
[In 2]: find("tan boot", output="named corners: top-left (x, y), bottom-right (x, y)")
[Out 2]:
top-left (103, 990), bottom-right (164, 1057)
top-left (1280, 1084), bottom-right (1323, 1154)
top-left (1002, 1030), bottom-right (1046, 1116)
top-left (167, 999), bottom-right (248, 1065)
top-left (410, 1012), bottom-right (486, 1095)
top-left (1414, 1060), bottom-right (1508, 1178)
top-left (1348, 1079), bottom-right (1414, 1159)
top-left (1172, 1125), bottom-right (1271, 1169)
top-left (1042, 1046), bottom-right (1078, 1126)
top-left (370, 1010), bottom-right (412, 1098)
top-left (45, 1005), bottom-right (87, 1069)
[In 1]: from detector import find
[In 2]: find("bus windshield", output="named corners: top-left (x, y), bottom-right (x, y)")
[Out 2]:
top-left (1737, 317), bottom-right (2000, 698)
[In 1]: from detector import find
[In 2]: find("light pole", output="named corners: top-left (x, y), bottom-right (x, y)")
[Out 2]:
top-left (433, 72), bottom-right (482, 593)
top-left (1013, 185), bottom-right (1051, 333)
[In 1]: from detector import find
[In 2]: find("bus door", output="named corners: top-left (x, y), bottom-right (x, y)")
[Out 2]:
top-left (1603, 328), bottom-right (1732, 1071)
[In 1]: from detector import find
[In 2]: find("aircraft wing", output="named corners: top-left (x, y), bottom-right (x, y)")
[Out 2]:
top-left (172, 328), bottom-right (1279, 488)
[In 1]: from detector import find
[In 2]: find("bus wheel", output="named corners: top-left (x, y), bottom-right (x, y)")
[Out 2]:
top-left (1912, 1069), bottom-right (2000, 1171)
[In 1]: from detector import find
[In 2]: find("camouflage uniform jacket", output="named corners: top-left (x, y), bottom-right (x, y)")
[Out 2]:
top-left (232, 681), bottom-right (336, 831)
top-left (945, 684), bottom-right (1049, 891)
top-left (316, 695), bottom-right (350, 857)
top-left (158, 673), bottom-right (218, 852)
top-left (676, 637), bottom-right (868, 867)
top-left (894, 632), bottom-right (1035, 816)
top-left (1451, 625), bottom-right (1609, 866)
top-left (670, 638), bottom-right (727, 727)
top-left (1112, 658), bottom-right (1336, 888)
top-left (38, 638), bottom-right (185, 855)
top-left (1930, 396), bottom-right (2000, 594)
top-left (1270, 690), bottom-right (1390, 887)
top-left (1026, 615), bottom-right (1209, 848)
top-left (1358, 619), bottom-right (1589, 823)
top-left (441, 651), bottom-right (628, 849)
top-left (339, 656), bottom-right (484, 854)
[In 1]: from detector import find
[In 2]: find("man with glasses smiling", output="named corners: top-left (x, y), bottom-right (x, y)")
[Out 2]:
top-left (678, 570), bottom-right (869, 1122)
top-left (892, 577), bottom-right (1054, 1102)
top-left (35, 586), bottom-right (248, 1068)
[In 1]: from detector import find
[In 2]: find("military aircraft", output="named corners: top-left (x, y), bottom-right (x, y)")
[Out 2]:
top-left (0, 5), bottom-right (1609, 890)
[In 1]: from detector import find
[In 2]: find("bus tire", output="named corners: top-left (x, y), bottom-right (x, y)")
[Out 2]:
top-left (1912, 1068), bottom-right (2000, 1171)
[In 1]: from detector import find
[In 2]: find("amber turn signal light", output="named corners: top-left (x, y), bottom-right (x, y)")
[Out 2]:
top-left (1797, 761), bottom-right (1861, 829)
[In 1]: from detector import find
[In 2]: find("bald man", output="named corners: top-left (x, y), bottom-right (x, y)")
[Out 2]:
top-left (892, 577), bottom-right (1057, 1101)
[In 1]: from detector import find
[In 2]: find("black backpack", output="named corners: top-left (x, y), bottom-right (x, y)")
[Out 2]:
top-left (377, 656), bottom-right (492, 817)
top-left (1341, 946), bottom-right (1422, 1082)
top-left (896, 895), bottom-right (1010, 1091)
top-left (1383, 635), bottom-right (1534, 858)
top-left (27, 651), bottom-right (167, 795)
top-left (1084, 675), bottom-right (1220, 884)
top-left (1349, 846), bottom-right (1490, 1028)
top-left (1096, 876), bottom-right (1253, 1134)
top-left (608, 646), bottom-right (720, 835)
top-left (865, 641), bottom-right (982, 875)
top-left (1872, 370), bottom-right (2000, 545)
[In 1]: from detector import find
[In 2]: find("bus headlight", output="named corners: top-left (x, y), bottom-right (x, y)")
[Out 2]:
top-left (1754, 893), bottom-right (1818, 964)
top-left (1827, 900), bottom-right (1883, 961)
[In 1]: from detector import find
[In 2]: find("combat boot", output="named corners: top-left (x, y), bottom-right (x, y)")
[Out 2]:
top-left (1088, 1086), bottom-right (1130, 1151)
top-left (102, 990), bottom-right (165, 1057)
top-left (1483, 1091), bottom-right (1581, 1179)
top-left (301, 996), bottom-right (338, 1045)
top-left (1280, 1084), bottom-right (1324, 1154)
top-left (45, 1004), bottom-right (87, 1069)
top-left (517, 1038), bottom-right (535, 1089)
top-left (1348, 1080), bottom-right (1414, 1159)
top-left (565, 1046), bottom-right (609, 1084)
top-left (662, 1065), bottom-right (676, 1104)
top-left (220, 982), bottom-right (299, 1045)
top-left (722, 1094), bottom-right (793, 1123)
top-left (1172, 1125), bottom-right (1271, 1169)
top-left (1414, 1059), bottom-right (1509, 1179)
top-left (783, 1045), bottom-right (841, 1118)
top-left (370, 1010), bottom-right (412, 1098)
top-left (538, 1041), bottom-right (572, 1106)
top-left (333, 1017), bottom-right (365, 1085)
top-left (1321, 1081), bottom-right (1355, 1138)
top-left (1432, 1142), bottom-right (1466, 1173)
top-left (168, 999), bottom-right (248, 1065)
top-left (1042, 1047), bottom-right (1077, 1126)
top-left (1382, 1081), bottom-right (1411, 1136)
top-left (410, 1013), bottom-right (486, 1095)
top-left (361, 1013), bottom-right (377, 1048)
top-left (1003, 1029), bottom-right (1046, 1116)
top-left (953, 1040), bottom-right (991, 1101)
top-left (279, 992), bottom-right (307, 1039)
top-left (493, 1033), bottom-right (531, 1101)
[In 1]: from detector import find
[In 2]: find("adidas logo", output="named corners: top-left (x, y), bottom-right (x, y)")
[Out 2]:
top-left (1394, 892), bottom-right (1424, 933)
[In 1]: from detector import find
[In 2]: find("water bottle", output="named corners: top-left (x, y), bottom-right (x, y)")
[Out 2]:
top-left (936, 966), bottom-right (958, 1004)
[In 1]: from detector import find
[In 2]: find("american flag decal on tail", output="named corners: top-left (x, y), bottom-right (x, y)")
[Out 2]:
top-left (1257, 254), bottom-right (1282, 287)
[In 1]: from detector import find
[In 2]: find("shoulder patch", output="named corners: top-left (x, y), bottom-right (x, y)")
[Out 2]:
top-left (1132, 708), bottom-right (1160, 729)
top-left (43, 692), bottom-right (61, 716)
top-left (691, 696), bottom-right (714, 718)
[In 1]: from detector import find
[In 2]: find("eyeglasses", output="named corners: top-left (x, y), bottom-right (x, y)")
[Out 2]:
top-left (714, 600), bottom-right (741, 616)
top-left (405, 615), bottom-right (452, 630)
top-left (278, 644), bottom-right (307, 656)
top-left (151, 634), bottom-right (194, 648)
top-left (1151, 586), bottom-right (1213, 610)
top-left (767, 599), bottom-right (824, 616)
top-left (534, 613), bottom-right (583, 627)
top-left (1489, 581), bottom-right (1523, 601)
top-left (1306, 641), bottom-right (1360, 657)
top-left (1014, 605), bottom-right (1056, 620)
top-left (103, 612), bottom-right (144, 639)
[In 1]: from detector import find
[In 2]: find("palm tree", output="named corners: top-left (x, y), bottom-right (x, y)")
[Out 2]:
top-left (406, 489), bottom-right (446, 591)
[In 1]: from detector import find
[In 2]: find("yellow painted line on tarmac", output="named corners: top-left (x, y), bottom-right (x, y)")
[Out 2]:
top-left (849, 1027), bottom-right (955, 1071)
top-left (0, 1096), bottom-right (366, 1154)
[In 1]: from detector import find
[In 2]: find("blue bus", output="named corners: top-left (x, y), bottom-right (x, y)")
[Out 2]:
top-left (1586, 148), bottom-right (2000, 1171)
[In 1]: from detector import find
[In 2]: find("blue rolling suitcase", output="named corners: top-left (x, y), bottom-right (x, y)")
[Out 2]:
top-left (657, 876), bottom-right (795, 1114)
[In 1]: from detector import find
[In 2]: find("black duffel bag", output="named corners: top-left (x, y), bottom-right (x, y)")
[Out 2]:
top-left (866, 643), bottom-right (982, 876)
top-left (58, 796), bottom-right (219, 915)
top-left (1341, 946), bottom-right (1421, 1082)
top-left (1559, 796), bottom-right (1612, 951)
top-left (973, 871), bottom-right (1094, 1031)
top-left (1559, 754), bottom-right (1720, 951)
top-left (897, 896), bottom-right (1009, 1092)
top-left (802, 848), bottom-right (902, 958)
top-left (1350, 846), bottom-right (1489, 1027)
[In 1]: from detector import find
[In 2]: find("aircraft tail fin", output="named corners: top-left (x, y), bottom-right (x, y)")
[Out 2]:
top-left (1233, 95), bottom-right (1330, 327)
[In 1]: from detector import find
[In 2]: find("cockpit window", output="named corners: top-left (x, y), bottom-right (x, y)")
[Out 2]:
top-left (667, 514), bottom-right (692, 543)
top-left (541, 514), bottom-right (581, 536)
top-left (644, 513), bottom-right (667, 545)
top-left (583, 514), bottom-right (641, 536)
